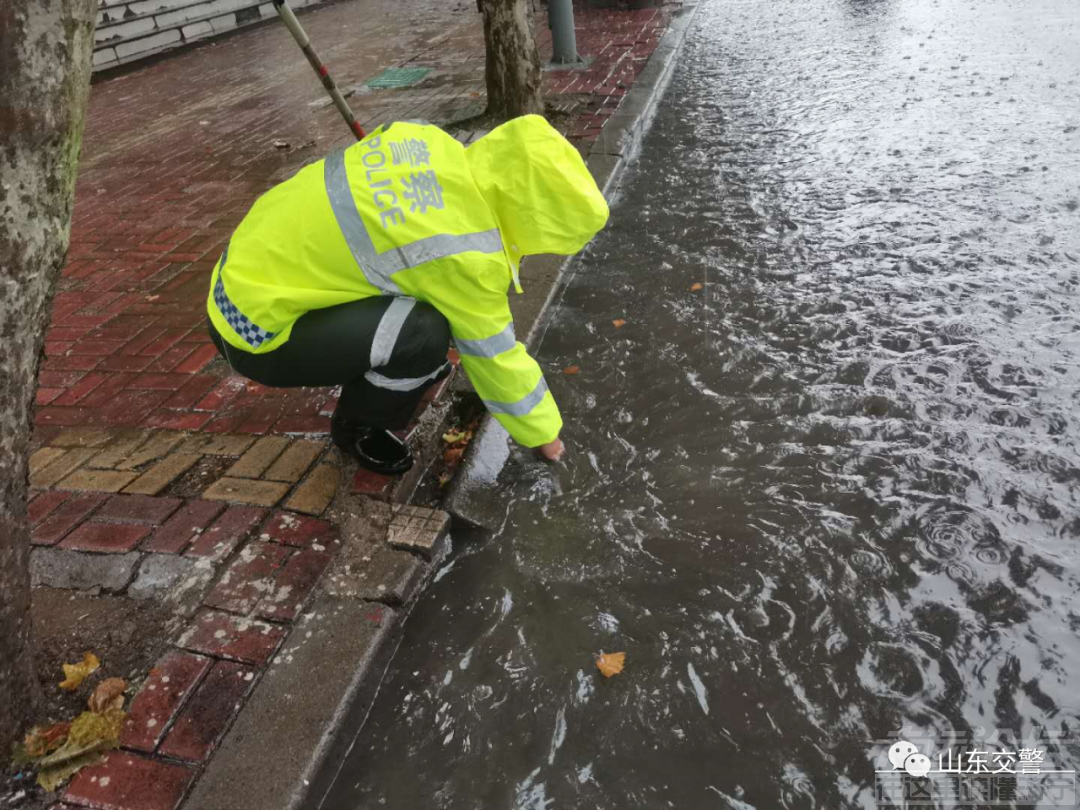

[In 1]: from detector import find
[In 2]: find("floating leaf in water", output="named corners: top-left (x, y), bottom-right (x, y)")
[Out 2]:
top-left (612, 319), bottom-right (626, 328)
top-left (596, 651), bottom-right (626, 678)
top-left (563, 365), bottom-right (580, 375)
top-left (59, 652), bottom-right (100, 691)
top-left (690, 282), bottom-right (704, 291)
top-left (88, 678), bottom-right (126, 714)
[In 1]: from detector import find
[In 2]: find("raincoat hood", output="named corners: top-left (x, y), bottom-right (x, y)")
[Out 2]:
top-left (466, 115), bottom-right (610, 292)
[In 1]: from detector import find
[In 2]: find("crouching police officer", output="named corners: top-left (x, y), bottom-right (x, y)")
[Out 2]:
top-left (207, 115), bottom-right (609, 475)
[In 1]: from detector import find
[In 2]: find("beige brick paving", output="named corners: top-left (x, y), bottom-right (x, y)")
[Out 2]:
top-left (116, 431), bottom-right (185, 470)
top-left (30, 448), bottom-right (96, 489)
top-left (225, 436), bottom-right (290, 479)
top-left (263, 440), bottom-right (323, 483)
top-left (283, 463), bottom-right (339, 515)
top-left (123, 453), bottom-right (201, 496)
top-left (176, 434), bottom-right (257, 457)
top-left (204, 477), bottom-right (290, 507)
top-left (29, 447), bottom-right (68, 476)
top-left (59, 468), bottom-right (139, 493)
top-left (85, 431), bottom-right (150, 469)
top-left (51, 428), bottom-right (114, 448)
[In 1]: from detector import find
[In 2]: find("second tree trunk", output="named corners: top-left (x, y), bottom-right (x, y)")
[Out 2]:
top-left (480, 0), bottom-right (544, 120)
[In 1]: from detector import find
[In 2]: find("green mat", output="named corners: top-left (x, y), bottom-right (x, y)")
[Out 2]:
top-left (366, 67), bottom-right (432, 90)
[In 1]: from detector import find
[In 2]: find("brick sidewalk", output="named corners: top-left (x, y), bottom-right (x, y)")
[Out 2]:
top-left (39, 0), bottom-right (675, 441)
top-left (25, 1), bottom-right (683, 807)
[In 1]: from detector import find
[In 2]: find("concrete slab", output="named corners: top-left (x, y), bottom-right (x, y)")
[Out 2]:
top-left (31, 548), bottom-right (140, 592)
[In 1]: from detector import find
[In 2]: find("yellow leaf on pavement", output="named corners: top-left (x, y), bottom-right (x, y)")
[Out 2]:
top-left (596, 651), bottom-right (626, 678)
top-left (59, 652), bottom-right (100, 691)
top-left (442, 430), bottom-right (468, 444)
top-left (66, 708), bottom-right (126, 750)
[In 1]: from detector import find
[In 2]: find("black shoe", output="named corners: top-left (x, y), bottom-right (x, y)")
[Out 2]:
top-left (333, 423), bottom-right (413, 476)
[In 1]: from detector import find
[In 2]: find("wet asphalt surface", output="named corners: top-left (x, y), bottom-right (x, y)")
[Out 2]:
top-left (323, 0), bottom-right (1080, 807)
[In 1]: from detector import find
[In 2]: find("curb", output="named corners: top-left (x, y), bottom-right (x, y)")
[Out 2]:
top-left (446, 1), bottom-right (704, 529)
top-left (179, 501), bottom-right (453, 810)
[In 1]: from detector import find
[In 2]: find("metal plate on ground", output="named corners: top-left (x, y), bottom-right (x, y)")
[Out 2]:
top-left (366, 67), bottom-right (433, 89)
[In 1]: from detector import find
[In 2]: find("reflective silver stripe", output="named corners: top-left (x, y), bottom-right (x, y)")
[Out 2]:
top-left (483, 377), bottom-right (550, 417)
top-left (397, 229), bottom-right (502, 268)
top-left (370, 297), bottom-right (416, 368)
top-left (365, 361), bottom-right (449, 392)
top-left (455, 322), bottom-right (517, 359)
top-left (325, 149), bottom-right (401, 294)
top-left (324, 149), bottom-right (505, 291)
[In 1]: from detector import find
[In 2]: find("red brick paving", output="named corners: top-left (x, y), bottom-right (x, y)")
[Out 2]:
top-left (203, 542), bottom-right (291, 615)
top-left (63, 752), bottom-right (194, 810)
top-left (259, 512), bottom-right (336, 548)
top-left (256, 547), bottom-right (335, 623)
top-left (178, 610), bottom-right (286, 666)
top-left (121, 652), bottom-right (213, 754)
top-left (184, 505), bottom-right (266, 561)
top-left (352, 469), bottom-right (396, 498)
top-left (58, 522), bottom-right (151, 553)
top-left (34, 0), bottom-right (679, 440)
top-left (29, 490), bottom-right (72, 525)
top-left (96, 494), bottom-right (184, 525)
top-left (32, 493), bottom-right (107, 546)
top-left (157, 660), bottom-right (256, 762)
top-left (141, 500), bottom-right (227, 554)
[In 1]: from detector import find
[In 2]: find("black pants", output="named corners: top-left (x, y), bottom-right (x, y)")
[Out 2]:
top-left (208, 297), bottom-right (451, 431)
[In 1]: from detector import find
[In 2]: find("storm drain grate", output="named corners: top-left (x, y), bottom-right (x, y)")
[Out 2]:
top-left (366, 67), bottom-right (433, 89)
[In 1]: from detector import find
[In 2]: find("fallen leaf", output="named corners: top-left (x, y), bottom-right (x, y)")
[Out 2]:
top-left (612, 319), bottom-right (626, 328)
top-left (36, 750), bottom-right (108, 793)
top-left (59, 652), bottom-right (100, 691)
top-left (442, 430), bottom-right (468, 444)
top-left (443, 446), bottom-right (466, 467)
top-left (690, 282), bottom-right (704, 292)
top-left (34, 708), bottom-right (125, 792)
top-left (563, 365), bottom-right (580, 375)
top-left (23, 723), bottom-right (70, 759)
top-left (88, 678), bottom-right (126, 714)
top-left (596, 651), bottom-right (626, 678)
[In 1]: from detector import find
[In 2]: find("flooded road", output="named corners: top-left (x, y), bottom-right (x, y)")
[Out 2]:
top-left (324, 0), bottom-right (1080, 807)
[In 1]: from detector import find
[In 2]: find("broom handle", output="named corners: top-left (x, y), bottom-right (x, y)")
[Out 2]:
top-left (271, 0), bottom-right (366, 140)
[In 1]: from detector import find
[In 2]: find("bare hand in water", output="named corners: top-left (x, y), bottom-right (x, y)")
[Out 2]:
top-left (537, 438), bottom-right (565, 462)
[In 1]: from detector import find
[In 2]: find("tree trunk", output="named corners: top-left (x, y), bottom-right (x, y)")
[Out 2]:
top-left (0, 0), bottom-right (97, 758)
top-left (480, 0), bottom-right (544, 120)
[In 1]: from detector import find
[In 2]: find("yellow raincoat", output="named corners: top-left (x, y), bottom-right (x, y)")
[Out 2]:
top-left (206, 115), bottom-right (609, 447)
